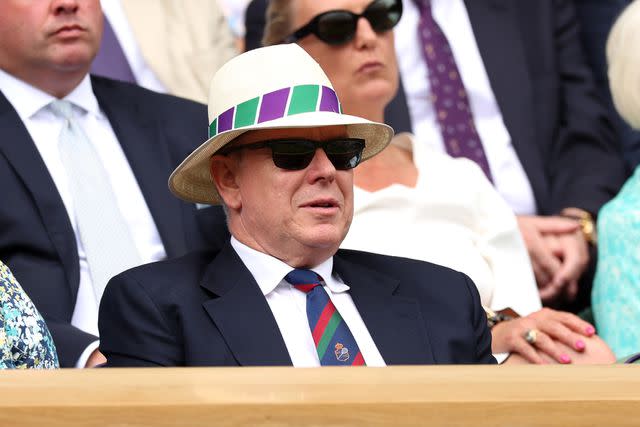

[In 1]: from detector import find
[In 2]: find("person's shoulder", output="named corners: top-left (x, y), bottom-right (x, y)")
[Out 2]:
top-left (336, 248), bottom-right (466, 280)
top-left (108, 250), bottom-right (218, 297)
top-left (90, 75), bottom-right (206, 113)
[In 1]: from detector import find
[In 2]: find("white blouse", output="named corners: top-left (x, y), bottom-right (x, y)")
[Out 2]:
top-left (341, 133), bottom-right (542, 316)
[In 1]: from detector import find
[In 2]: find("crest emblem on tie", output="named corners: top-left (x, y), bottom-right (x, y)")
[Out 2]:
top-left (334, 343), bottom-right (350, 362)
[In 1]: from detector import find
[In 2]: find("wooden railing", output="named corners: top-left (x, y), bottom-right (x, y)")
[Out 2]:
top-left (1, 365), bottom-right (639, 426)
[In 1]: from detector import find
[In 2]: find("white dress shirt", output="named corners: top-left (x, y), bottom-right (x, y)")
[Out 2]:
top-left (0, 69), bottom-right (167, 367)
top-left (394, 0), bottom-right (537, 215)
top-left (100, 0), bottom-right (167, 93)
top-left (230, 237), bottom-right (386, 367)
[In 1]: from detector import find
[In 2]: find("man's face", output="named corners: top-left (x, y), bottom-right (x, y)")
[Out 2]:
top-left (293, 0), bottom-right (399, 114)
top-left (0, 0), bottom-right (102, 79)
top-left (212, 126), bottom-right (355, 267)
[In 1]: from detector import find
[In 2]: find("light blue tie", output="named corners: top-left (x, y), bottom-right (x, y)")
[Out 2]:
top-left (50, 100), bottom-right (141, 303)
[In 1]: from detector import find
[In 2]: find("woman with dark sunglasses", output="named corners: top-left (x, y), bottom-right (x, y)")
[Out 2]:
top-left (263, 0), bottom-right (614, 364)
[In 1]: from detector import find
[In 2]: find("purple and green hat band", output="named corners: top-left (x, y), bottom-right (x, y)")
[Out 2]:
top-left (208, 84), bottom-right (342, 138)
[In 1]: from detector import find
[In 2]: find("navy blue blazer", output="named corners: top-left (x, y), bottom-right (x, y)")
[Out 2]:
top-left (0, 76), bottom-right (229, 367)
top-left (99, 243), bottom-right (496, 366)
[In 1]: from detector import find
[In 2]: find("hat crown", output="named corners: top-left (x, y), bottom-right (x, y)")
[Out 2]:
top-left (207, 44), bottom-right (335, 124)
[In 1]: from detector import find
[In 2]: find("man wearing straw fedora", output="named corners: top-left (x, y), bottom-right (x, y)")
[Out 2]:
top-left (99, 44), bottom-right (495, 367)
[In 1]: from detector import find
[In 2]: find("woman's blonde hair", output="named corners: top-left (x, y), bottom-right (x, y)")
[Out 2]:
top-left (607, 0), bottom-right (640, 129)
top-left (263, 0), bottom-right (295, 46)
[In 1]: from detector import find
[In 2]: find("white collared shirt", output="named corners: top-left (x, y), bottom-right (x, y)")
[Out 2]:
top-left (99, 0), bottom-right (167, 92)
top-left (0, 69), bottom-right (167, 367)
top-left (394, 0), bottom-right (537, 215)
top-left (230, 237), bottom-right (386, 367)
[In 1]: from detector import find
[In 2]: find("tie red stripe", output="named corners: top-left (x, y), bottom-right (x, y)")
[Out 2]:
top-left (295, 283), bottom-right (318, 293)
top-left (312, 302), bottom-right (336, 345)
top-left (352, 351), bottom-right (365, 366)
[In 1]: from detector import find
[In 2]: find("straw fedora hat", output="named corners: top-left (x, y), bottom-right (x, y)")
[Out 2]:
top-left (169, 44), bottom-right (394, 205)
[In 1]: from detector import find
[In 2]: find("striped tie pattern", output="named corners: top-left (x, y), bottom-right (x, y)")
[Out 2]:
top-left (285, 269), bottom-right (365, 366)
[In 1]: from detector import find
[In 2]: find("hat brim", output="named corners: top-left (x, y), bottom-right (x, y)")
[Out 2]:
top-left (169, 111), bottom-right (394, 205)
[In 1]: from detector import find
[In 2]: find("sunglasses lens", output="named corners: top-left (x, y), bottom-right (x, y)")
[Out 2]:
top-left (325, 139), bottom-right (365, 170)
top-left (270, 141), bottom-right (316, 170)
top-left (365, 0), bottom-right (402, 32)
top-left (316, 11), bottom-right (358, 45)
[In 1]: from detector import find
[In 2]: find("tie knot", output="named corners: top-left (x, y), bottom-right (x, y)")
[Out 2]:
top-left (284, 269), bottom-right (323, 293)
top-left (49, 99), bottom-right (74, 120)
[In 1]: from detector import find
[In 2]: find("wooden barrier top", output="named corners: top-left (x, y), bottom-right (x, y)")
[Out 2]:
top-left (1, 365), bottom-right (639, 426)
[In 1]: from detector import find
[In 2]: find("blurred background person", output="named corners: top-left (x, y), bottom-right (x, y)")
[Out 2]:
top-left (575, 0), bottom-right (640, 173)
top-left (592, 0), bottom-right (640, 359)
top-left (91, 0), bottom-right (237, 104)
top-left (263, 0), bottom-right (615, 364)
top-left (1, 261), bottom-right (58, 369)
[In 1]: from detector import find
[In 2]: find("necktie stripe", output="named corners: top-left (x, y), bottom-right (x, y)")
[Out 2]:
top-left (352, 351), bottom-right (365, 366)
top-left (315, 312), bottom-right (341, 359)
top-left (312, 302), bottom-right (336, 345)
top-left (285, 269), bottom-right (365, 366)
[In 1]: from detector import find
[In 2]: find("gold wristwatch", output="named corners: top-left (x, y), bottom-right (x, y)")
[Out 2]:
top-left (561, 208), bottom-right (597, 246)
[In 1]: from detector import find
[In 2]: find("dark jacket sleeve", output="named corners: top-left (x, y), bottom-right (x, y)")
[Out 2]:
top-left (99, 271), bottom-right (181, 367)
top-left (545, 0), bottom-right (626, 214)
top-left (461, 274), bottom-right (496, 364)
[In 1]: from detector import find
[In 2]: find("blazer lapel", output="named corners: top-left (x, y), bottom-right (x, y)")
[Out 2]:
top-left (91, 77), bottom-right (188, 257)
top-left (334, 254), bottom-right (435, 365)
top-left (465, 0), bottom-right (548, 209)
top-left (0, 91), bottom-right (80, 293)
top-left (200, 244), bottom-right (292, 366)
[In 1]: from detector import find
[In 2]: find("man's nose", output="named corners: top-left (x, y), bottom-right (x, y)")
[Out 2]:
top-left (306, 148), bottom-right (337, 182)
top-left (53, 0), bottom-right (80, 15)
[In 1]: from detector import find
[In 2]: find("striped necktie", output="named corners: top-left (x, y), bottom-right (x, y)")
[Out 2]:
top-left (413, 0), bottom-right (493, 182)
top-left (285, 269), bottom-right (365, 366)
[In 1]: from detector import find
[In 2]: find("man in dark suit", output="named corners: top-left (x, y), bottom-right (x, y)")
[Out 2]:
top-left (0, 0), bottom-right (227, 367)
top-left (99, 44), bottom-right (495, 367)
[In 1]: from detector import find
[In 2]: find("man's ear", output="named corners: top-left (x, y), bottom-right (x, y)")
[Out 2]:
top-left (210, 155), bottom-right (242, 210)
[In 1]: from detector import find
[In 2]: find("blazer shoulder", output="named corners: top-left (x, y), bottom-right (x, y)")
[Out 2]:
top-left (336, 248), bottom-right (466, 279)
top-left (108, 250), bottom-right (217, 297)
top-left (90, 75), bottom-right (207, 112)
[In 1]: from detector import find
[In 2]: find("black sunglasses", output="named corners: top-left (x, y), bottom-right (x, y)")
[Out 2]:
top-left (284, 0), bottom-right (403, 46)
top-left (219, 138), bottom-right (366, 171)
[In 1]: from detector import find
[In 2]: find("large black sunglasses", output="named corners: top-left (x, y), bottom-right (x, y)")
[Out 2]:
top-left (219, 138), bottom-right (366, 171)
top-left (283, 0), bottom-right (403, 46)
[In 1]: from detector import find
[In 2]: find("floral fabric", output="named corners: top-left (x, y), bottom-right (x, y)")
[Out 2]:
top-left (0, 261), bottom-right (59, 369)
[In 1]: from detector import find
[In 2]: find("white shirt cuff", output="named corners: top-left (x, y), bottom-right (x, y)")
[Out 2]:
top-left (75, 340), bottom-right (100, 368)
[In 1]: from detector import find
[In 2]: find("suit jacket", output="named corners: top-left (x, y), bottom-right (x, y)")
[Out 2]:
top-left (120, 0), bottom-right (237, 104)
top-left (387, 0), bottom-right (627, 216)
top-left (0, 76), bottom-right (229, 367)
top-left (99, 243), bottom-right (496, 367)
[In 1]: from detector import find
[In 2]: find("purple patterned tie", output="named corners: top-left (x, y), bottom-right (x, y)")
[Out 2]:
top-left (90, 16), bottom-right (137, 84)
top-left (413, 0), bottom-right (493, 181)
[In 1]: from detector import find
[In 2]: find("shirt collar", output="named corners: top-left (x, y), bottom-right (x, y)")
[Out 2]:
top-left (230, 237), bottom-right (350, 296)
top-left (0, 69), bottom-right (101, 119)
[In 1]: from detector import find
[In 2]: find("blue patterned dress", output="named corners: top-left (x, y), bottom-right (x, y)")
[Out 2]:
top-left (0, 261), bottom-right (59, 369)
top-left (593, 167), bottom-right (640, 358)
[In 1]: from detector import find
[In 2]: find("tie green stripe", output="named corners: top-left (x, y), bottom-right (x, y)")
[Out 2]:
top-left (287, 84), bottom-right (319, 115)
top-left (316, 312), bottom-right (341, 360)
